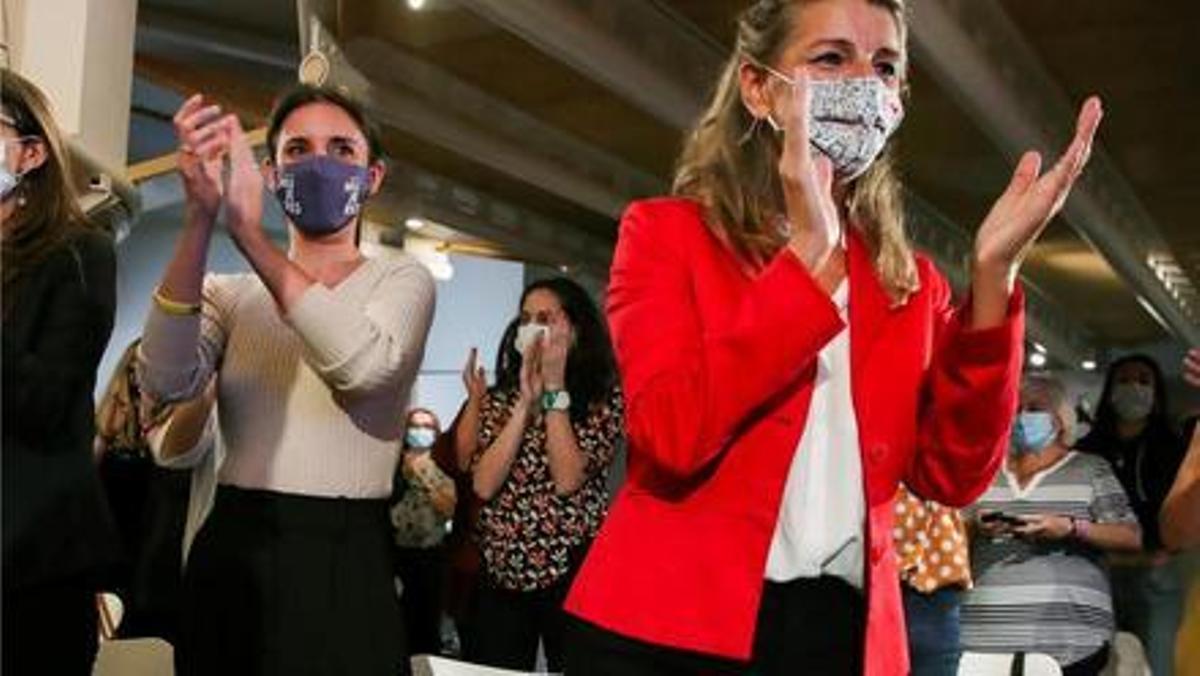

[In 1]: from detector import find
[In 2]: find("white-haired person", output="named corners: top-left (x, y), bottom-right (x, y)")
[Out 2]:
top-left (962, 374), bottom-right (1142, 676)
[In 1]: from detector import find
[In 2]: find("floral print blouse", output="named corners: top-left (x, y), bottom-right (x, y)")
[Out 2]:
top-left (473, 385), bottom-right (623, 592)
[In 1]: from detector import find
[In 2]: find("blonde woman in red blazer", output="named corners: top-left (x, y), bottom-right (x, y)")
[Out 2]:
top-left (563, 1), bottom-right (1102, 674)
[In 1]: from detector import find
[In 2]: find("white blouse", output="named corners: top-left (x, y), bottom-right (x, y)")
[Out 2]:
top-left (765, 280), bottom-right (865, 588)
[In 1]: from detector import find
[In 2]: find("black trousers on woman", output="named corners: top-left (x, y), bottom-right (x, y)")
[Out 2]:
top-left (564, 576), bottom-right (865, 675)
top-left (396, 544), bottom-right (446, 657)
top-left (177, 486), bottom-right (406, 676)
top-left (467, 572), bottom-right (575, 671)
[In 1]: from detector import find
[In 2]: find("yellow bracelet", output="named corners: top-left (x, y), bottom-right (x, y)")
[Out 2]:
top-left (152, 288), bottom-right (202, 316)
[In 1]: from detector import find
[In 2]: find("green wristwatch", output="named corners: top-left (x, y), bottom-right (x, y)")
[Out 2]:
top-left (541, 389), bottom-right (571, 412)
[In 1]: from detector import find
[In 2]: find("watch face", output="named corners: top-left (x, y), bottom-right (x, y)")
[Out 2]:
top-left (543, 390), bottom-right (570, 411)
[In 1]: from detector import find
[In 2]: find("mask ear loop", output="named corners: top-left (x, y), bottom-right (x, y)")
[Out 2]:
top-left (738, 114), bottom-right (763, 146)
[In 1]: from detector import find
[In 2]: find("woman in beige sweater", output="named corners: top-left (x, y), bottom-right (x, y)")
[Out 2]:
top-left (139, 85), bottom-right (434, 676)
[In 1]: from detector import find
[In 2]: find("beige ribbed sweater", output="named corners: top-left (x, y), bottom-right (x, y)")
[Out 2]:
top-left (139, 254), bottom-right (435, 498)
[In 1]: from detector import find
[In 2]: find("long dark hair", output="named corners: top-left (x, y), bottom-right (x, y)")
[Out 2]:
top-left (493, 278), bottom-right (617, 421)
top-left (1090, 354), bottom-right (1171, 441)
top-left (2, 68), bottom-right (96, 316)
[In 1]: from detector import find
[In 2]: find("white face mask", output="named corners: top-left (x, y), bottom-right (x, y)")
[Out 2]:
top-left (0, 138), bottom-right (27, 201)
top-left (514, 322), bottom-right (549, 355)
top-left (405, 426), bottom-right (437, 450)
top-left (1110, 382), bottom-right (1155, 422)
top-left (761, 67), bottom-right (904, 182)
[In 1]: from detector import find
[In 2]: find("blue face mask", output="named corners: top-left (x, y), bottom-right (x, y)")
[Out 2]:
top-left (1011, 411), bottom-right (1057, 455)
top-left (274, 156), bottom-right (371, 236)
top-left (405, 427), bottom-right (437, 450)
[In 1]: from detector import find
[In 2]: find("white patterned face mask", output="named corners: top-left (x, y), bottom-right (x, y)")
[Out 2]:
top-left (761, 66), bottom-right (904, 181)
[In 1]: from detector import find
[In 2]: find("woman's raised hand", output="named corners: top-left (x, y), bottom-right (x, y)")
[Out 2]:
top-left (173, 94), bottom-right (234, 224)
top-left (778, 68), bottom-right (841, 278)
top-left (973, 97), bottom-right (1103, 282)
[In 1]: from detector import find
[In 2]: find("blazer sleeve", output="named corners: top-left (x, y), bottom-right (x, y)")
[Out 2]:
top-left (607, 200), bottom-right (844, 482)
top-left (906, 262), bottom-right (1025, 507)
top-left (1, 231), bottom-right (116, 446)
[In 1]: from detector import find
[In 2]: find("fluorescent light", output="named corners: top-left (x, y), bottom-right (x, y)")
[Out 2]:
top-left (1029, 352), bottom-right (1048, 368)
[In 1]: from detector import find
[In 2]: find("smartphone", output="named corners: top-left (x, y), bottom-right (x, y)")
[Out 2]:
top-left (980, 511), bottom-right (1027, 527)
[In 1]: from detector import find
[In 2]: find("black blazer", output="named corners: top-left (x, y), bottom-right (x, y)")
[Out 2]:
top-left (3, 228), bottom-right (120, 590)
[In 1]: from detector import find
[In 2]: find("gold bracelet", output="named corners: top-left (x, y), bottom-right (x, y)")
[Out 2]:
top-left (152, 288), bottom-right (202, 316)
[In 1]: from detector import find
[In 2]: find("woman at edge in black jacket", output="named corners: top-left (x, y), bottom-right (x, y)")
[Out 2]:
top-left (1075, 353), bottom-right (1186, 676)
top-left (1, 68), bottom-right (120, 675)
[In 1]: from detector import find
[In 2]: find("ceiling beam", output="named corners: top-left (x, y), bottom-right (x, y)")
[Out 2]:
top-left (452, 0), bottom-right (720, 130)
top-left (908, 0), bottom-right (1199, 345)
top-left (298, 9), bottom-right (643, 218)
top-left (136, 6), bottom-right (297, 72)
top-left (377, 158), bottom-right (614, 278)
top-left (341, 36), bottom-right (663, 201)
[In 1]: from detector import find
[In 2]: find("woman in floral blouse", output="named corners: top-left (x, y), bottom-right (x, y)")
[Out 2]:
top-left (465, 277), bottom-right (623, 671)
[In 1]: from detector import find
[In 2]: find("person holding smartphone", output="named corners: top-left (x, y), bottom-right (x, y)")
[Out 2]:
top-left (962, 375), bottom-right (1142, 676)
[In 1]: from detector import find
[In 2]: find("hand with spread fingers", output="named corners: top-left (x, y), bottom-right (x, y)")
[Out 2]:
top-left (976, 98), bottom-right (1102, 273)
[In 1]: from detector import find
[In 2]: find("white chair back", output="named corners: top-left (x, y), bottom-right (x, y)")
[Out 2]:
top-left (411, 655), bottom-right (559, 676)
top-left (93, 637), bottom-right (175, 675)
top-left (957, 651), bottom-right (1062, 676)
top-left (1100, 632), bottom-right (1152, 676)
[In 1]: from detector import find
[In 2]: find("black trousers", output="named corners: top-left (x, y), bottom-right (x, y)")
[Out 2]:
top-left (564, 576), bottom-right (865, 675)
top-left (467, 568), bottom-right (579, 671)
top-left (177, 486), bottom-right (406, 676)
top-left (396, 544), bottom-right (446, 657)
top-left (2, 577), bottom-right (99, 676)
top-left (1061, 644), bottom-right (1111, 676)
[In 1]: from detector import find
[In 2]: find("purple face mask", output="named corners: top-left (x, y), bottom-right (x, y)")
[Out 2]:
top-left (274, 156), bottom-right (371, 235)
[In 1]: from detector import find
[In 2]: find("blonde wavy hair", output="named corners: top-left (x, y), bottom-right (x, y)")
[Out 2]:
top-left (672, 0), bottom-right (919, 304)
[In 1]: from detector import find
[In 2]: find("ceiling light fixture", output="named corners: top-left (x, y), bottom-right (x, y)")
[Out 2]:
top-left (406, 0), bottom-right (427, 10)
top-left (1081, 360), bottom-right (1097, 372)
top-left (1029, 352), bottom-right (1047, 368)
top-left (404, 217), bottom-right (426, 231)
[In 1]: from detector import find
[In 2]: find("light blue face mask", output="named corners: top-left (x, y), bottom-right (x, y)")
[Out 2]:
top-left (405, 427), bottom-right (437, 450)
top-left (0, 137), bottom-right (31, 201)
top-left (1011, 411), bottom-right (1057, 455)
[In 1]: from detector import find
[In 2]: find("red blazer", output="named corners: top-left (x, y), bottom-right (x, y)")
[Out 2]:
top-left (564, 198), bottom-right (1023, 675)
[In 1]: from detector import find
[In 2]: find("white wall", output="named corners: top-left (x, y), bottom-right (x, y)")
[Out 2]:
top-left (408, 253), bottom-right (524, 426)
